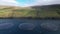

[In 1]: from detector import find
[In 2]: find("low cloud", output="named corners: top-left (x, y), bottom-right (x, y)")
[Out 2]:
top-left (0, 0), bottom-right (60, 7)
top-left (0, 0), bottom-right (19, 6)
top-left (36, 0), bottom-right (60, 5)
top-left (18, 0), bottom-right (60, 7)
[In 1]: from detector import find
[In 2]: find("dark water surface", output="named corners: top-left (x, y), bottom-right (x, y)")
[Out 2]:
top-left (0, 19), bottom-right (60, 34)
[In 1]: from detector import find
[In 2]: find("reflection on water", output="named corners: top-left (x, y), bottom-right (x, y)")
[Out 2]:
top-left (0, 19), bottom-right (60, 34)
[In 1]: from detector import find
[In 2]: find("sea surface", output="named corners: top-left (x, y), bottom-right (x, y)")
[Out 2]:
top-left (0, 19), bottom-right (60, 34)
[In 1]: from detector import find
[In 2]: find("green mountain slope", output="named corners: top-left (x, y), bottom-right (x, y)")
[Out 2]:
top-left (0, 4), bottom-right (60, 18)
top-left (31, 4), bottom-right (60, 18)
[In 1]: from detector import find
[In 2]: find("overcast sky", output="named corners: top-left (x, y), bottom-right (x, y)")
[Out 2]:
top-left (0, 0), bottom-right (60, 7)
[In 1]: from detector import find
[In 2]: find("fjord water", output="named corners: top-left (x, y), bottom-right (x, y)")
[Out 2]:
top-left (0, 19), bottom-right (60, 34)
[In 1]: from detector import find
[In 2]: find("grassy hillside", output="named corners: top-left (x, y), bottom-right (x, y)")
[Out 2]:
top-left (31, 4), bottom-right (60, 18)
top-left (0, 4), bottom-right (60, 18)
top-left (0, 6), bottom-right (36, 18)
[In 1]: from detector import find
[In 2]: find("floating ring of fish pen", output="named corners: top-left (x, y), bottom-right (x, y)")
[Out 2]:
top-left (19, 23), bottom-right (35, 30)
top-left (40, 23), bottom-right (59, 31)
top-left (0, 23), bottom-right (14, 30)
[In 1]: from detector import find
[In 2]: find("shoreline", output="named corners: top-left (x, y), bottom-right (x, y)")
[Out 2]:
top-left (0, 17), bottom-right (60, 20)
